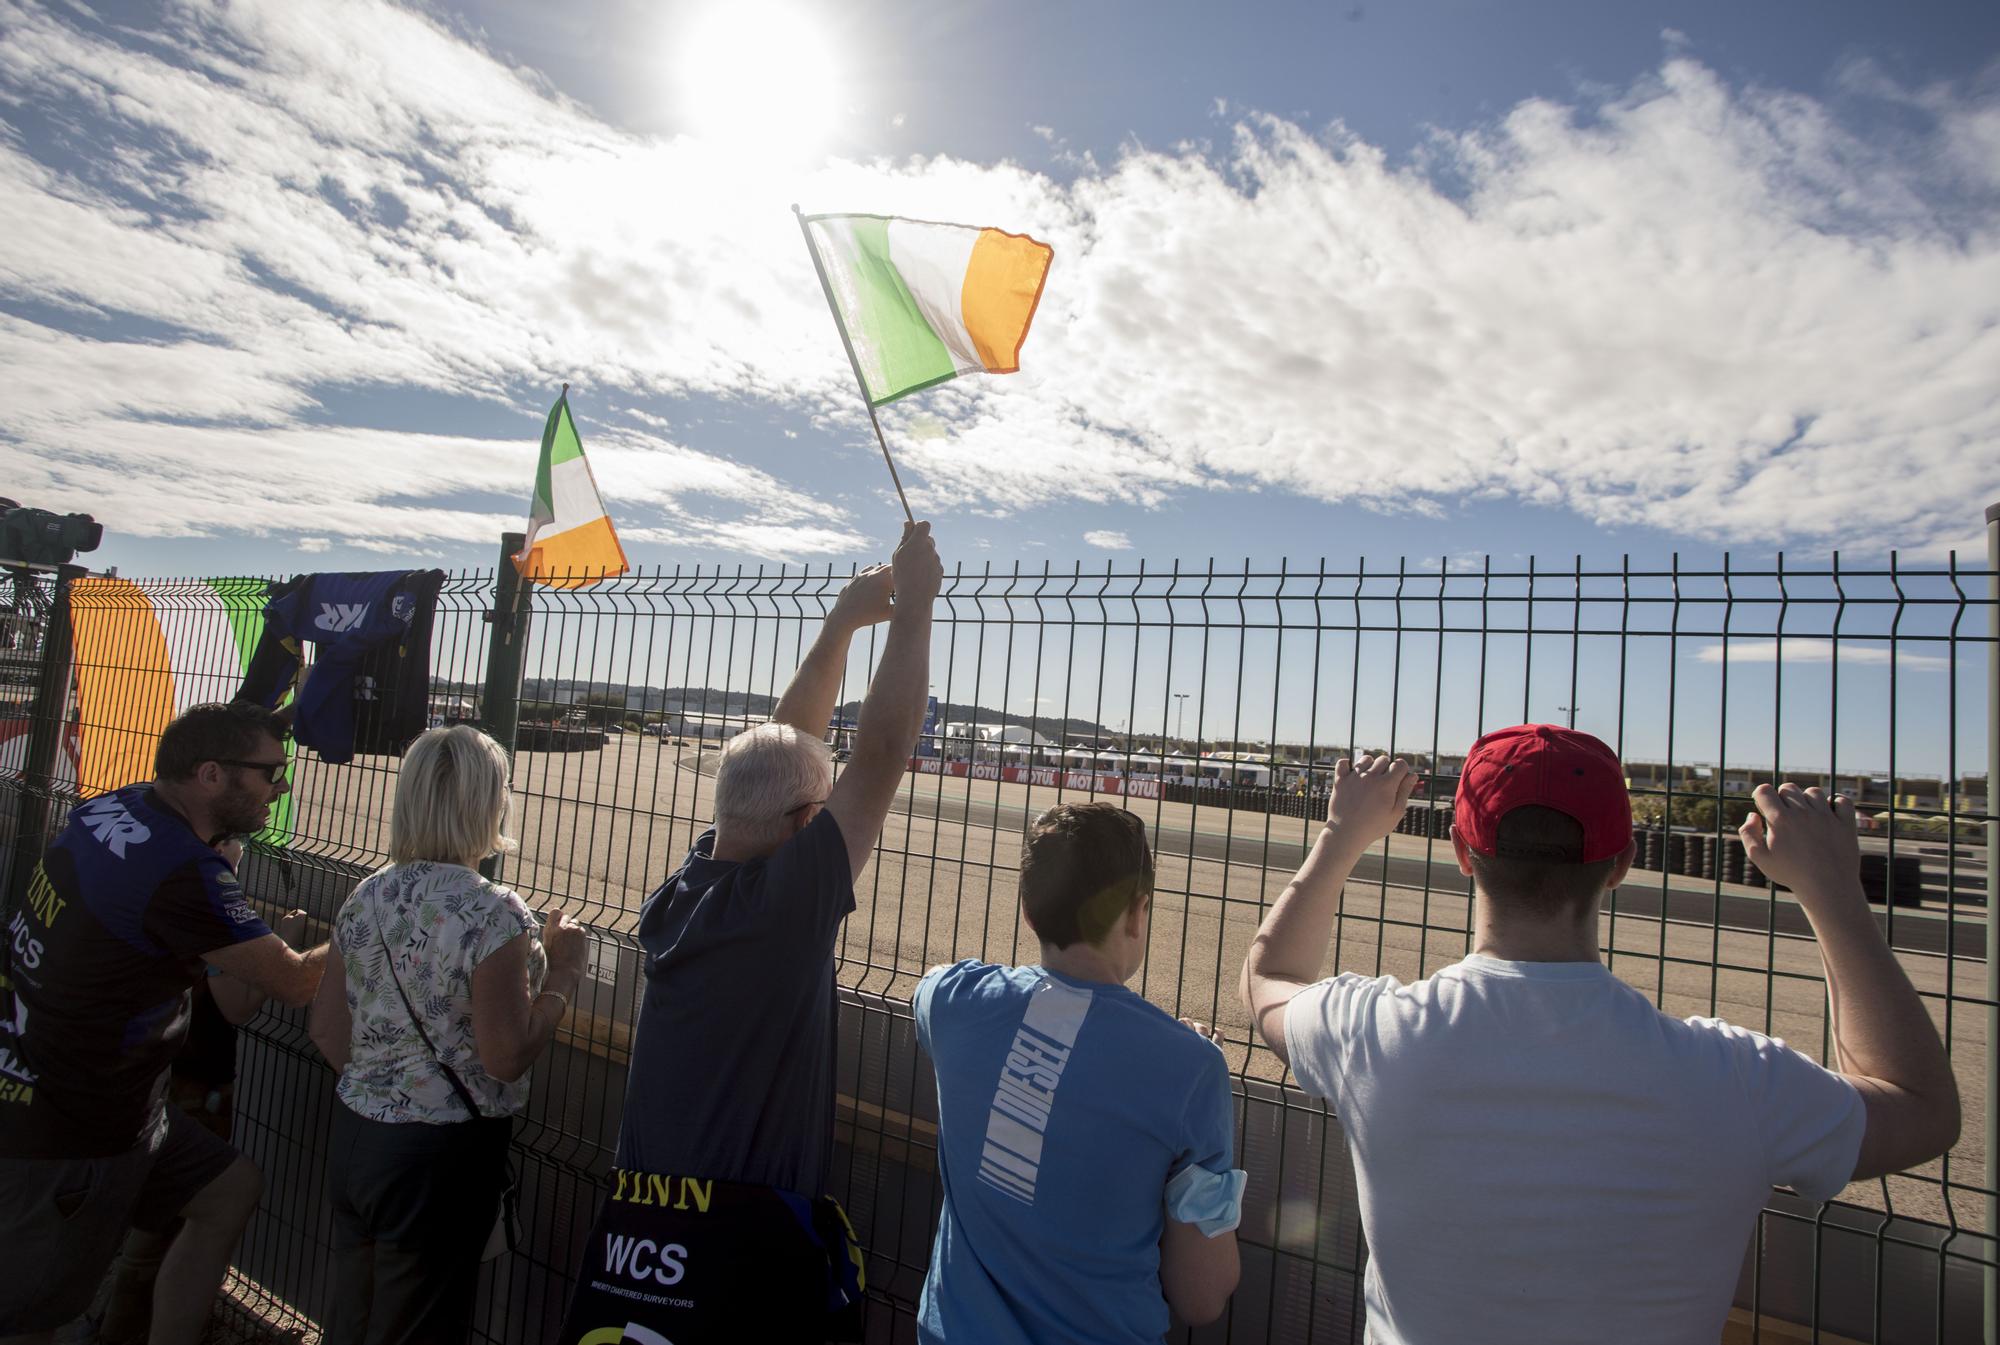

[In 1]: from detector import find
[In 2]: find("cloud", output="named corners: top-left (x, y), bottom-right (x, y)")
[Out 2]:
top-left (1694, 639), bottom-right (1952, 672)
top-left (0, 0), bottom-right (1996, 561)
top-left (1083, 529), bottom-right (1133, 550)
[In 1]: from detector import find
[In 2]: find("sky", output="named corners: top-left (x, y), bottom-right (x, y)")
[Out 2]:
top-left (3, 0), bottom-right (1997, 773)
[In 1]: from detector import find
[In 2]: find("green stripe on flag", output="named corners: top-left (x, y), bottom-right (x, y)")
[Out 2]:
top-left (549, 399), bottom-right (584, 466)
top-left (842, 217), bottom-right (958, 404)
top-left (205, 576), bottom-right (295, 848)
top-left (531, 396), bottom-right (583, 520)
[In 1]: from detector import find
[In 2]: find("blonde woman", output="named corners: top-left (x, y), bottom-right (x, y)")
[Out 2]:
top-left (308, 725), bottom-right (585, 1345)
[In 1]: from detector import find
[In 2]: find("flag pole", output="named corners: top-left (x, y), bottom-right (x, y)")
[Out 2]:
top-left (792, 203), bottom-right (916, 524)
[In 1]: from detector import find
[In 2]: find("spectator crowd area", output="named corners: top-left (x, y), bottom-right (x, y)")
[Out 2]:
top-left (1, 552), bottom-right (1993, 1342)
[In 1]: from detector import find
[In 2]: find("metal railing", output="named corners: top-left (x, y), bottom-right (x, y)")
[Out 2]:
top-left (2, 530), bottom-right (1996, 1343)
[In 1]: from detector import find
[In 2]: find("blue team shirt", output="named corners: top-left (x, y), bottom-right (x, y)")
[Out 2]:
top-left (0, 784), bottom-right (271, 1157)
top-left (913, 961), bottom-right (1239, 1345)
top-left (261, 571), bottom-right (424, 763)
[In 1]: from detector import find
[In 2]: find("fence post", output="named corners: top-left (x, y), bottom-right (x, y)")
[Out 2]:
top-left (1987, 502), bottom-right (1999, 1345)
top-left (480, 533), bottom-right (533, 883)
top-left (5, 563), bottom-right (85, 907)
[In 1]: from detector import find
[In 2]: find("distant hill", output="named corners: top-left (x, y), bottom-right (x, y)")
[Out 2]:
top-left (458, 677), bottom-right (1109, 740)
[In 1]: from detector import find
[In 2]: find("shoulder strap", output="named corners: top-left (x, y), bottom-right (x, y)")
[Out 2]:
top-left (371, 897), bottom-right (485, 1122)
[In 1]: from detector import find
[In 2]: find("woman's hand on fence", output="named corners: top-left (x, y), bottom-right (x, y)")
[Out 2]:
top-left (1179, 1018), bottom-right (1224, 1048)
top-left (830, 563), bottom-right (896, 631)
top-left (541, 909), bottom-right (589, 983)
top-left (1738, 783), bottom-right (1862, 907)
top-left (1323, 755), bottom-right (1419, 850)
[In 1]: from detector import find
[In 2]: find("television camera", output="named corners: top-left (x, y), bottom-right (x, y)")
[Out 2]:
top-left (0, 498), bottom-right (103, 568)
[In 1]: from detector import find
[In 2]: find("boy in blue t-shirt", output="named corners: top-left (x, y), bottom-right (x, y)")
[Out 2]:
top-left (913, 803), bottom-right (1244, 1344)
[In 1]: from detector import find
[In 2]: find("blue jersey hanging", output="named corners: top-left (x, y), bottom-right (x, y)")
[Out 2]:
top-left (236, 569), bottom-right (445, 763)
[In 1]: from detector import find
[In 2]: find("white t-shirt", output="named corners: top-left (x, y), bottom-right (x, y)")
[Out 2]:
top-left (1284, 955), bottom-right (1865, 1345)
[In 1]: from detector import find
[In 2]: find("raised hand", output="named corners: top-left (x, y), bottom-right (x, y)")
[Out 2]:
top-left (891, 520), bottom-right (943, 609)
top-left (1323, 755), bottom-right (1419, 849)
top-left (829, 563), bottom-right (895, 631)
top-left (1738, 783), bottom-right (1862, 906)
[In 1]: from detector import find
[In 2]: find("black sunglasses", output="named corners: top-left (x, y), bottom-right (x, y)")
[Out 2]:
top-left (214, 758), bottom-right (289, 784)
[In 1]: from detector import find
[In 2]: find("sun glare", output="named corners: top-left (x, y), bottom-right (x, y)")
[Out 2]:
top-left (674, 2), bottom-right (842, 162)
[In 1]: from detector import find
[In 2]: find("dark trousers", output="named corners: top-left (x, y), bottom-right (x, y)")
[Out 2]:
top-left (325, 1103), bottom-right (512, 1345)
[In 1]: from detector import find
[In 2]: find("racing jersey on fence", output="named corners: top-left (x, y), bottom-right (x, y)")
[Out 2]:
top-left (237, 569), bottom-right (443, 764)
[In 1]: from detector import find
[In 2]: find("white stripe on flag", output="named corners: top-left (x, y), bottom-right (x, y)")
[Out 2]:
top-left (886, 220), bottom-right (984, 372)
top-left (160, 602), bottom-right (250, 712)
top-left (545, 454), bottom-right (607, 533)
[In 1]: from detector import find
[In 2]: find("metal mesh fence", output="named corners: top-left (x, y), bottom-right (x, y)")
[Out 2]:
top-left (1, 548), bottom-right (1994, 1342)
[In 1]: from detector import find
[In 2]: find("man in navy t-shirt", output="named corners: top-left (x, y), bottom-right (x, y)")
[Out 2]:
top-left (914, 803), bottom-right (1245, 1344)
top-left (0, 703), bottom-right (331, 1343)
top-left (615, 522), bottom-right (943, 1198)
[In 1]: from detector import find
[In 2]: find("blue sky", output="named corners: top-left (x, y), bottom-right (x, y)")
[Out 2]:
top-left (2, 0), bottom-right (1997, 772)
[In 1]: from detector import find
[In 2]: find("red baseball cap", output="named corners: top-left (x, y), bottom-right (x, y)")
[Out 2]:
top-left (1454, 724), bottom-right (1632, 864)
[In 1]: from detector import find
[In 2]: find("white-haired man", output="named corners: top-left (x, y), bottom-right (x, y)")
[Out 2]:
top-left (592, 522), bottom-right (940, 1340)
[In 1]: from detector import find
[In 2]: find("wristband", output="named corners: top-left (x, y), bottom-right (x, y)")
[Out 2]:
top-left (535, 990), bottom-right (570, 1020)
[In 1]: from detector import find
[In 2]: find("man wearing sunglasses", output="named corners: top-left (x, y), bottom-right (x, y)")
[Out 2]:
top-left (1, 702), bottom-right (331, 1345)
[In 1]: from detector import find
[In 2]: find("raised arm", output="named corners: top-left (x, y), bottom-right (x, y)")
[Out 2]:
top-left (1741, 784), bottom-right (1960, 1179)
top-left (772, 563), bottom-right (895, 739)
top-left (825, 522), bottom-right (942, 878)
top-left (471, 910), bottom-right (588, 1084)
top-left (1240, 756), bottom-right (1416, 1065)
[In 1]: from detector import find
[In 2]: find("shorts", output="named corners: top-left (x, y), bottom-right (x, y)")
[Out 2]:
top-left (0, 1104), bottom-right (240, 1334)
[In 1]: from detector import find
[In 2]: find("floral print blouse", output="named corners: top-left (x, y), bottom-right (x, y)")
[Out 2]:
top-left (333, 861), bottom-right (546, 1124)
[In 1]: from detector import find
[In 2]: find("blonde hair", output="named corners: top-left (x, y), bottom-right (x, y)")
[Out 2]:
top-left (390, 726), bottom-right (516, 867)
top-left (714, 722), bottom-right (833, 854)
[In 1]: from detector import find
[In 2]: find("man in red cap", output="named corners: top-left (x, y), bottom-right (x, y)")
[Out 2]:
top-left (1239, 725), bottom-right (1958, 1344)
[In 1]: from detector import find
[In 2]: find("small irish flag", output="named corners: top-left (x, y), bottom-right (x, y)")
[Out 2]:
top-left (512, 389), bottom-right (628, 589)
top-left (802, 213), bottom-right (1054, 406)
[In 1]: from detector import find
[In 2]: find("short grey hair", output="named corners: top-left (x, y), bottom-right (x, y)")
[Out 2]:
top-left (714, 723), bottom-right (833, 851)
top-left (390, 726), bottom-right (517, 867)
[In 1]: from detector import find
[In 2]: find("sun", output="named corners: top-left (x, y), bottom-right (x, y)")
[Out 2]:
top-left (673, 2), bottom-right (844, 162)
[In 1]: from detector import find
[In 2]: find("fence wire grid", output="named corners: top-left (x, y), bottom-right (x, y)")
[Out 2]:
top-left (0, 548), bottom-right (1995, 1344)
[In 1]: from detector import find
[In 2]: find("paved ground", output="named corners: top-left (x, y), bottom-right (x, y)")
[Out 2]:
top-left (286, 736), bottom-right (1993, 1231)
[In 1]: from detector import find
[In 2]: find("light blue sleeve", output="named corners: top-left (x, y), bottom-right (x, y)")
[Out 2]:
top-left (913, 961), bottom-right (969, 1051)
top-left (1166, 1037), bottom-right (1246, 1237)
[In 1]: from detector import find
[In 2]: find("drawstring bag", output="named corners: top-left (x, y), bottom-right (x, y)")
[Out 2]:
top-left (557, 1167), bottom-right (864, 1344)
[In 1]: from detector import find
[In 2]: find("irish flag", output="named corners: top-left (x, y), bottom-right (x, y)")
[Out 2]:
top-left (513, 390), bottom-right (628, 589)
top-left (802, 213), bottom-right (1054, 406)
top-left (54, 576), bottom-right (295, 843)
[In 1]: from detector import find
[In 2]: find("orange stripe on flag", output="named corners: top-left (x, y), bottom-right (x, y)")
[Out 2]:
top-left (515, 513), bottom-right (629, 590)
top-left (961, 228), bottom-right (1053, 372)
top-left (72, 577), bottom-right (175, 797)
